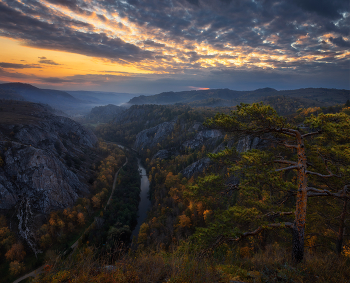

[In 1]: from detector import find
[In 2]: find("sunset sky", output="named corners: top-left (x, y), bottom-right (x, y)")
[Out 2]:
top-left (0, 0), bottom-right (349, 93)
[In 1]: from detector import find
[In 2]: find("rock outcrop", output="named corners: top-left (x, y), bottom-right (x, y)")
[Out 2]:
top-left (180, 158), bottom-right (211, 179)
top-left (134, 120), bottom-right (176, 150)
top-left (182, 129), bottom-right (223, 149)
top-left (0, 100), bottom-right (98, 253)
top-left (236, 135), bottom-right (260, 152)
top-left (152, 148), bottom-right (180, 161)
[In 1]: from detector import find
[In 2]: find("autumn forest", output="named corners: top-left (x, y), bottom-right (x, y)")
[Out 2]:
top-left (1, 96), bottom-right (350, 282)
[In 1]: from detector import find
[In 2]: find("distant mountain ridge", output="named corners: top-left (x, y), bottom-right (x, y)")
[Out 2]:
top-left (0, 83), bottom-right (144, 115)
top-left (0, 83), bottom-right (84, 114)
top-left (67, 90), bottom-right (140, 105)
top-left (128, 87), bottom-right (350, 107)
top-left (0, 82), bottom-right (80, 104)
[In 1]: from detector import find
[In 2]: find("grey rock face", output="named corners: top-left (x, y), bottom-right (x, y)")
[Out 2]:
top-left (152, 149), bottom-right (170, 160)
top-left (236, 136), bottom-right (261, 152)
top-left (0, 105), bottom-right (97, 253)
top-left (191, 122), bottom-right (205, 131)
top-left (212, 135), bottom-right (262, 154)
top-left (152, 148), bottom-right (180, 161)
top-left (134, 120), bottom-right (176, 150)
top-left (180, 158), bottom-right (211, 179)
top-left (0, 143), bottom-right (89, 214)
top-left (183, 129), bottom-right (222, 149)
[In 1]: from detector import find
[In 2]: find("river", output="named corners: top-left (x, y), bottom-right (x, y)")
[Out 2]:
top-left (132, 158), bottom-right (151, 237)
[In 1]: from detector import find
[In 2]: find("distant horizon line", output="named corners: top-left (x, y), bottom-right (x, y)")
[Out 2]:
top-left (0, 81), bottom-right (349, 94)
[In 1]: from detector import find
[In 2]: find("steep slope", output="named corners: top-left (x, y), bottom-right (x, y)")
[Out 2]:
top-left (0, 100), bottom-right (98, 252)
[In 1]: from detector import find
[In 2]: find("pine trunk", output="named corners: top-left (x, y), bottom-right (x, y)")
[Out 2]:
top-left (293, 132), bottom-right (307, 263)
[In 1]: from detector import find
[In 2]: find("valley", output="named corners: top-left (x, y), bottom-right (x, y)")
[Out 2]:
top-left (1, 0), bottom-right (349, 280)
top-left (0, 86), bottom-right (349, 282)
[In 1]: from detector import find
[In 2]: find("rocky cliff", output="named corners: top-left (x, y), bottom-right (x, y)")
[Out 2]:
top-left (181, 157), bottom-right (211, 179)
top-left (0, 100), bottom-right (98, 253)
top-left (182, 129), bottom-right (222, 149)
top-left (134, 120), bottom-right (176, 150)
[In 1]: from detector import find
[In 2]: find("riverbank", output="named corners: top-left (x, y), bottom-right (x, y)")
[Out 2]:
top-left (132, 159), bottom-right (151, 238)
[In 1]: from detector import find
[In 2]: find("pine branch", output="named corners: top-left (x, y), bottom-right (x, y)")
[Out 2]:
top-left (307, 154), bottom-right (342, 178)
top-left (276, 128), bottom-right (298, 137)
top-left (259, 211), bottom-right (294, 219)
top-left (274, 160), bottom-right (298, 165)
top-left (275, 165), bottom-right (299, 172)
top-left (302, 131), bottom-right (322, 138)
top-left (306, 170), bottom-right (341, 178)
top-left (276, 193), bottom-right (294, 205)
top-left (282, 143), bottom-right (298, 149)
top-left (307, 187), bottom-right (349, 199)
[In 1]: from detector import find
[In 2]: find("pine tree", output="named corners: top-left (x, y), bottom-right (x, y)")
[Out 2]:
top-left (205, 103), bottom-right (350, 262)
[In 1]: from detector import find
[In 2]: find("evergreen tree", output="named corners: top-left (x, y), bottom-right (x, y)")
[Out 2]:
top-left (205, 103), bottom-right (350, 262)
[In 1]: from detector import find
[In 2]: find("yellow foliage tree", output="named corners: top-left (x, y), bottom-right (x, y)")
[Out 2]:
top-left (5, 242), bottom-right (26, 261)
top-left (178, 215), bottom-right (191, 228)
top-left (77, 213), bottom-right (85, 226)
top-left (91, 196), bottom-right (101, 208)
top-left (9, 260), bottom-right (24, 275)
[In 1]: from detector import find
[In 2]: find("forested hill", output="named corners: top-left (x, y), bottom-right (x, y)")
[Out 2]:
top-left (128, 87), bottom-right (350, 107)
top-left (0, 83), bottom-right (81, 110)
top-left (86, 104), bottom-right (126, 123)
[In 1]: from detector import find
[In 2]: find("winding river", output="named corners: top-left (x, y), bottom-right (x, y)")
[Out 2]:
top-left (132, 159), bottom-right (151, 237)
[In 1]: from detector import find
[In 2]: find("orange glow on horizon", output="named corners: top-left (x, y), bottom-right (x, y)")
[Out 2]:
top-left (0, 0), bottom-right (349, 89)
top-left (189, 87), bottom-right (210, 90)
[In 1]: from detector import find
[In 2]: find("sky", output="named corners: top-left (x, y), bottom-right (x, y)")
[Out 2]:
top-left (0, 0), bottom-right (349, 94)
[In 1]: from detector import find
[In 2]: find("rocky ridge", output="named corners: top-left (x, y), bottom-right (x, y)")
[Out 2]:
top-left (0, 100), bottom-right (98, 253)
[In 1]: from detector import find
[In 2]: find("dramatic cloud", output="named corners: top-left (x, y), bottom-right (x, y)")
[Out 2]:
top-left (0, 0), bottom-right (349, 91)
top-left (0, 62), bottom-right (41, 69)
top-left (329, 36), bottom-right (350, 48)
top-left (39, 77), bottom-right (72, 83)
top-left (38, 57), bottom-right (61, 65)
